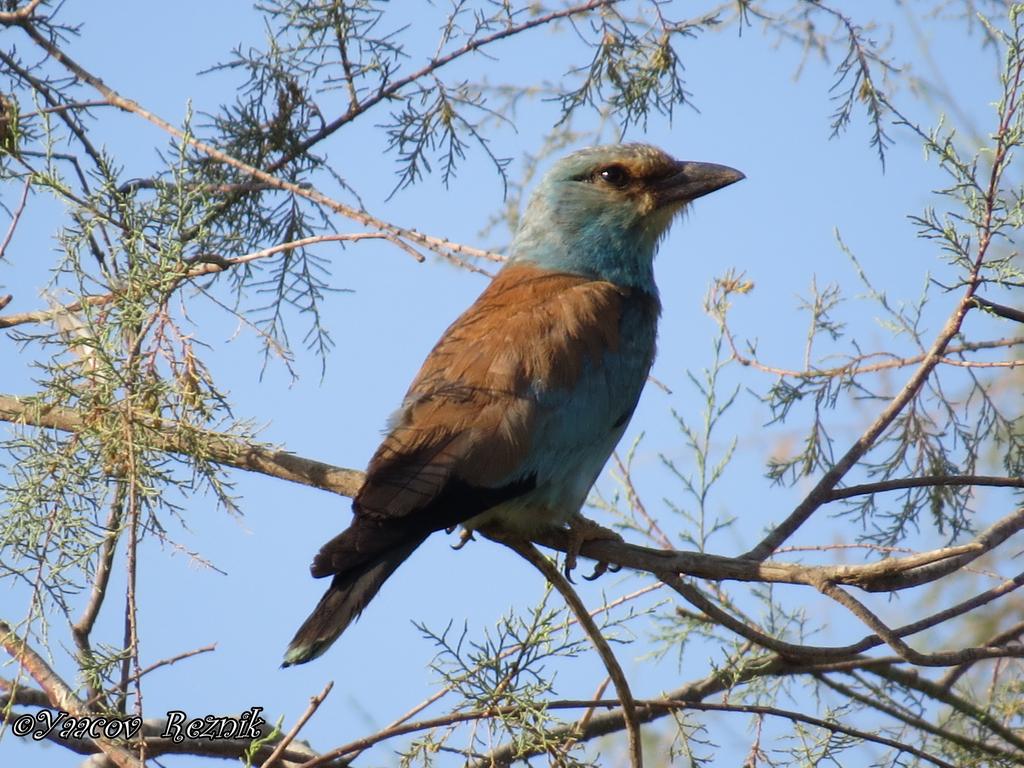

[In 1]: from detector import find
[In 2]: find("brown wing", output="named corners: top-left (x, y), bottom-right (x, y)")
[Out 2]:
top-left (357, 262), bottom-right (628, 512)
top-left (311, 263), bottom-right (630, 578)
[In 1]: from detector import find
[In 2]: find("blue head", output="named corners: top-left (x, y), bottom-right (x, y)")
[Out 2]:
top-left (510, 144), bottom-right (744, 292)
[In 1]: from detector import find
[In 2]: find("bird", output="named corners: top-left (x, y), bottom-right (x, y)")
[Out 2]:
top-left (283, 143), bottom-right (743, 666)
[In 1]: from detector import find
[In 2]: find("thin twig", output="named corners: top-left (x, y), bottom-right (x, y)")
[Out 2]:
top-left (0, 175), bottom-right (31, 259)
top-left (937, 619), bottom-right (1024, 690)
top-left (495, 535), bottom-right (643, 768)
top-left (826, 474), bottom-right (1024, 500)
top-left (0, 233), bottom-right (415, 331)
top-left (0, 292), bottom-right (115, 329)
top-left (817, 579), bottom-right (1024, 666)
top-left (971, 295), bottom-right (1024, 324)
top-left (657, 699), bottom-right (958, 768)
top-left (261, 681), bottom-right (334, 768)
top-left (72, 485), bottom-right (125, 703)
top-left (133, 644), bottom-right (217, 684)
top-left (723, 326), bottom-right (1024, 378)
top-left (613, 451), bottom-right (673, 549)
top-left (572, 677), bottom-right (612, 747)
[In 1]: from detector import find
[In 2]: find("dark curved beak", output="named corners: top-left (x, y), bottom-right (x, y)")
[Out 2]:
top-left (654, 161), bottom-right (745, 205)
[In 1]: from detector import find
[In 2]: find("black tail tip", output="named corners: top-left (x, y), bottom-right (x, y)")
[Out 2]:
top-left (282, 639), bottom-right (325, 668)
top-left (281, 647), bottom-right (308, 668)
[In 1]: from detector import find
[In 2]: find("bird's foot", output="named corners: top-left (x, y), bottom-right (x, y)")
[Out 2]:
top-left (565, 514), bottom-right (623, 582)
top-left (450, 527), bottom-right (476, 550)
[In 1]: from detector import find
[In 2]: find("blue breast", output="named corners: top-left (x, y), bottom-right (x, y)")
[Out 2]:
top-left (481, 290), bottom-right (659, 530)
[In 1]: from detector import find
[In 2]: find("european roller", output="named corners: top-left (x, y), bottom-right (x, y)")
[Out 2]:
top-left (284, 143), bottom-right (743, 666)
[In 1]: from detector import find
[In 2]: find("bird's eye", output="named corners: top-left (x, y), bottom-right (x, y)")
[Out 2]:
top-left (597, 165), bottom-right (630, 187)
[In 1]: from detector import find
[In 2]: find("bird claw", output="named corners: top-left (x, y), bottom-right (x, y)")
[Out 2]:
top-left (451, 528), bottom-right (476, 550)
top-left (564, 514), bottom-right (623, 581)
top-left (582, 560), bottom-right (622, 581)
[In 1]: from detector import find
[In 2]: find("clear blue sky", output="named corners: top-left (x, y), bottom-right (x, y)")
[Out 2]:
top-left (0, 2), bottom-right (1008, 766)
